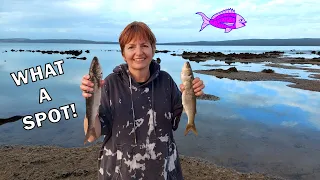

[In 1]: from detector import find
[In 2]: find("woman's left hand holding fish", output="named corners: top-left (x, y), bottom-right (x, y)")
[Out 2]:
top-left (180, 77), bottom-right (205, 96)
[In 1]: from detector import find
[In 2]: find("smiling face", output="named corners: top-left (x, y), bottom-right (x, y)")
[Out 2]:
top-left (119, 21), bottom-right (157, 72)
top-left (122, 38), bottom-right (154, 71)
top-left (235, 14), bottom-right (247, 29)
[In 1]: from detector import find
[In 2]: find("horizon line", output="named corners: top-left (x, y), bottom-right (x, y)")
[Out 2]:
top-left (1, 37), bottom-right (320, 44)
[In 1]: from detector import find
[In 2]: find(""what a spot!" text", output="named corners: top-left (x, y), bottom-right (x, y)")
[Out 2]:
top-left (9, 59), bottom-right (79, 130)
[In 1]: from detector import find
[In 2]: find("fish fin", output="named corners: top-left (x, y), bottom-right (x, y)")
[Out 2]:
top-left (195, 12), bottom-right (210, 32)
top-left (84, 127), bottom-right (98, 145)
top-left (184, 123), bottom-right (198, 136)
top-left (225, 28), bottom-right (232, 33)
top-left (211, 8), bottom-right (236, 19)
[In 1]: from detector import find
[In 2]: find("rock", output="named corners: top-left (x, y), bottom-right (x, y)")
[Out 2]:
top-left (261, 69), bottom-right (275, 73)
top-left (225, 57), bottom-right (235, 61)
top-left (0, 115), bottom-right (24, 126)
top-left (85, 50), bottom-right (90, 53)
top-left (8, 49), bottom-right (83, 56)
top-left (155, 50), bottom-right (170, 53)
top-left (227, 67), bottom-right (238, 72)
top-left (176, 51), bottom-right (284, 62)
top-left (77, 57), bottom-right (87, 60)
top-left (66, 57), bottom-right (77, 59)
top-left (211, 67), bottom-right (238, 73)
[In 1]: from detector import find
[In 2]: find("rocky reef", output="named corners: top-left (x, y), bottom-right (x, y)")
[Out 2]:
top-left (176, 51), bottom-right (284, 62)
top-left (3, 49), bottom-right (90, 60)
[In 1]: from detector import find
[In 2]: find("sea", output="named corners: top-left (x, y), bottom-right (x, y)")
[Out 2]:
top-left (1, 43), bottom-right (320, 179)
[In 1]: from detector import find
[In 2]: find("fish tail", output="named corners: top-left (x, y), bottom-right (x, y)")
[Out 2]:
top-left (195, 12), bottom-right (210, 31)
top-left (84, 127), bottom-right (97, 145)
top-left (184, 123), bottom-right (198, 136)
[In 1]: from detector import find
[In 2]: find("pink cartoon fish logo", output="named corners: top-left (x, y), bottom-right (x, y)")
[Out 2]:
top-left (196, 8), bottom-right (247, 33)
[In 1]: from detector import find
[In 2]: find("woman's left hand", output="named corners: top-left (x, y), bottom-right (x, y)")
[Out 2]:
top-left (179, 77), bottom-right (205, 97)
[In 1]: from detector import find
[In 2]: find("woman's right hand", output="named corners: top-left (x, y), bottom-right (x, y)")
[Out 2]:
top-left (80, 75), bottom-right (104, 98)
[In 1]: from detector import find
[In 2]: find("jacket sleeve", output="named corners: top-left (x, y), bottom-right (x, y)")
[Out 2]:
top-left (98, 79), bottom-right (113, 137)
top-left (170, 76), bottom-right (183, 131)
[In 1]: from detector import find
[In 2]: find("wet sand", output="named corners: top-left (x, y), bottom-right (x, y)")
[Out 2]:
top-left (194, 67), bottom-right (320, 92)
top-left (309, 74), bottom-right (320, 80)
top-left (264, 63), bottom-right (320, 73)
top-left (0, 143), bottom-right (284, 180)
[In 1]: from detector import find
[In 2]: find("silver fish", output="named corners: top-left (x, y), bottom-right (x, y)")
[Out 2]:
top-left (84, 56), bottom-right (103, 144)
top-left (180, 61), bottom-right (198, 136)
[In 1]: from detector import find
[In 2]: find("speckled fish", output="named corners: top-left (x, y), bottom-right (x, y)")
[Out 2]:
top-left (84, 56), bottom-right (103, 144)
top-left (196, 8), bottom-right (247, 33)
top-left (180, 61), bottom-right (198, 136)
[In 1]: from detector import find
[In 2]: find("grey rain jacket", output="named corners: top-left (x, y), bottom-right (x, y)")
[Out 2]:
top-left (97, 60), bottom-right (184, 180)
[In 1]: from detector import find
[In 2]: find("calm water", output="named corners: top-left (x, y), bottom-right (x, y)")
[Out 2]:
top-left (1, 43), bottom-right (320, 179)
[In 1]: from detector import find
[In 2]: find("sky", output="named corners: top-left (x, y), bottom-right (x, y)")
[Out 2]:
top-left (0, 0), bottom-right (319, 42)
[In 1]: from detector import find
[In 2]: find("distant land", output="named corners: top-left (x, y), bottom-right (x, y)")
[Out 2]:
top-left (0, 38), bottom-right (320, 46)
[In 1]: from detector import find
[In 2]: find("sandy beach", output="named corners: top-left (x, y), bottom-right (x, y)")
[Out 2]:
top-left (0, 143), bottom-right (285, 180)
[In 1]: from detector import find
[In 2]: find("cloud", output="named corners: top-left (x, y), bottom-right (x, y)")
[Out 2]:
top-left (281, 121), bottom-right (299, 127)
top-left (228, 80), bottom-right (320, 128)
top-left (0, 0), bottom-right (319, 41)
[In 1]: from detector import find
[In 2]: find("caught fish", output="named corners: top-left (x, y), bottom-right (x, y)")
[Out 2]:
top-left (180, 61), bottom-right (198, 136)
top-left (84, 56), bottom-right (103, 144)
top-left (196, 8), bottom-right (247, 33)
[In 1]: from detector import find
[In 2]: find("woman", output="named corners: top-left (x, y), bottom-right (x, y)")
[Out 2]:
top-left (80, 21), bottom-right (205, 180)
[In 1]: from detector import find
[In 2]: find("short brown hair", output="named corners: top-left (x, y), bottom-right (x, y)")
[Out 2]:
top-left (119, 21), bottom-right (157, 55)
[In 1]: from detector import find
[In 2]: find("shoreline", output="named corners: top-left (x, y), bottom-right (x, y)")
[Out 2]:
top-left (194, 67), bottom-right (320, 92)
top-left (176, 51), bottom-right (320, 65)
top-left (0, 143), bottom-right (285, 180)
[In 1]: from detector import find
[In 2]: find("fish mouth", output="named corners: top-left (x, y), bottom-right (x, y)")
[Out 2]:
top-left (92, 56), bottom-right (99, 64)
top-left (184, 61), bottom-right (191, 68)
top-left (91, 57), bottom-right (101, 70)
